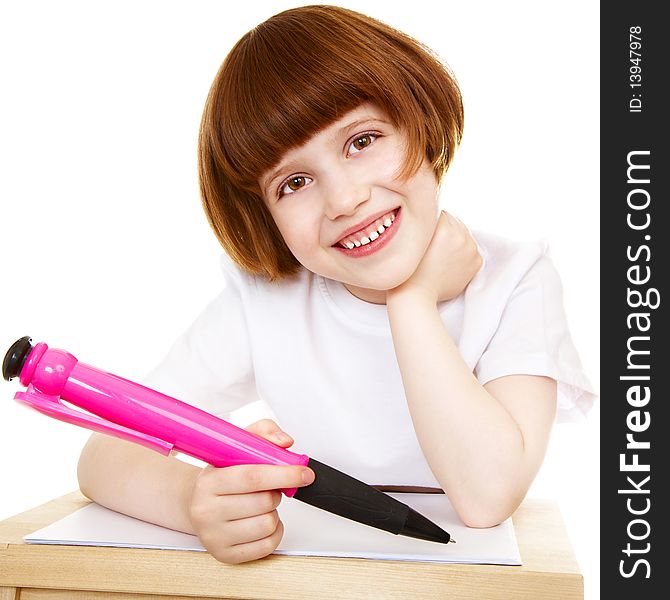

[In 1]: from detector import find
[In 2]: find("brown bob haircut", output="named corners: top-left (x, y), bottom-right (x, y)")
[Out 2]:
top-left (199, 4), bottom-right (464, 280)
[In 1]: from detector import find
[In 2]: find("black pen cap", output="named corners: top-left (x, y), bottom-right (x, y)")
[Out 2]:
top-left (3, 336), bottom-right (33, 382)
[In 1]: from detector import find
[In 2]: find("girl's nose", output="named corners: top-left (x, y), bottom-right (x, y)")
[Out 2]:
top-left (323, 176), bottom-right (370, 220)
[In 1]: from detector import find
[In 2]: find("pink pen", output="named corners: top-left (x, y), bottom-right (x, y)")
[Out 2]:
top-left (3, 336), bottom-right (453, 544)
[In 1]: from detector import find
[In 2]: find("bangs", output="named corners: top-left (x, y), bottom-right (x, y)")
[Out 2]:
top-left (200, 5), bottom-right (463, 193)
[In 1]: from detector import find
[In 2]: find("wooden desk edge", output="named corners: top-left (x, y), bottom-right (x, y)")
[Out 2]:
top-left (0, 492), bottom-right (583, 600)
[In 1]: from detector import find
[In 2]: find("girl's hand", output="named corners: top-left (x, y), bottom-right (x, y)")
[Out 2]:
top-left (187, 419), bottom-right (314, 564)
top-left (390, 211), bottom-right (482, 304)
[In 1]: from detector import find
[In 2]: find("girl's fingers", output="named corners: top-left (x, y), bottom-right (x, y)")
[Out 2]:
top-left (246, 418), bottom-right (294, 447)
top-left (214, 519), bottom-right (285, 564)
top-left (198, 463), bottom-right (314, 496)
top-left (224, 510), bottom-right (282, 546)
top-left (212, 489), bottom-right (282, 521)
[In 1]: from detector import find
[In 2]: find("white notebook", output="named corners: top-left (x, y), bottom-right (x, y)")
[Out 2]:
top-left (25, 493), bottom-right (521, 565)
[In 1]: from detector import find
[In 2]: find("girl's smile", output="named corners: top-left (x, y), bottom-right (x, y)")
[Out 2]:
top-left (333, 207), bottom-right (401, 257)
top-left (260, 102), bottom-right (440, 303)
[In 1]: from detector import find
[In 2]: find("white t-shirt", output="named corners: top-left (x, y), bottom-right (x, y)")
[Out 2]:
top-left (144, 231), bottom-right (595, 487)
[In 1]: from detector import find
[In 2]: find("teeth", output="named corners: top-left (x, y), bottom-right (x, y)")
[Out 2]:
top-left (338, 210), bottom-right (397, 249)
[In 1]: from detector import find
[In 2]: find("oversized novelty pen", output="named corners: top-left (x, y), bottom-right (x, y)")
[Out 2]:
top-left (3, 337), bottom-right (454, 545)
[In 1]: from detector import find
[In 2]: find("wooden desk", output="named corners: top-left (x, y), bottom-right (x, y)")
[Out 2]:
top-left (0, 492), bottom-right (582, 600)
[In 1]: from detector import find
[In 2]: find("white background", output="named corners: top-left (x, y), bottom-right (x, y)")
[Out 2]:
top-left (0, 1), bottom-right (599, 598)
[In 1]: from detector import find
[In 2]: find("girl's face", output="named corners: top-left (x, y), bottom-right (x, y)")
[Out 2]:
top-left (260, 103), bottom-right (440, 303)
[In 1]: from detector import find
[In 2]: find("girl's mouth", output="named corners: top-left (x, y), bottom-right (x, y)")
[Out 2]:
top-left (333, 208), bottom-right (401, 257)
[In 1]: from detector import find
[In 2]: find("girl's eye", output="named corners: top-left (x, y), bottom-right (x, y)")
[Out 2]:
top-left (348, 133), bottom-right (377, 155)
top-left (279, 175), bottom-right (313, 197)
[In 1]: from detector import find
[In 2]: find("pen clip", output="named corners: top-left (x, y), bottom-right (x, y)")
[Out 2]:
top-left (14, 385), bottom-right (174, 456)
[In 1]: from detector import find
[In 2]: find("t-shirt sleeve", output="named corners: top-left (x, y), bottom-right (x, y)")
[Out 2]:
top-left (142, 256), bottom-right (258, 419)
top-left (474, 254), bottom-right (596, 422)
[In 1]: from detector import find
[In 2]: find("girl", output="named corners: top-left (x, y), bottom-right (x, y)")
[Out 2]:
top-left (77, 5), bottom-right (594, 565)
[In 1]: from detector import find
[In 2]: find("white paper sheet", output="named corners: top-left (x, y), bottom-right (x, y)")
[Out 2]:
top-left (25, 493), bottom-right (521, 565)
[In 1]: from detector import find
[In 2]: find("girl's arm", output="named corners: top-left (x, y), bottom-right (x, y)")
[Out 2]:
top-left (78, 419), bottom-right (314, 563)
top-left (78, 432), bottom-right (201, 534)
top-left (386, 213), bottom-right (556, 527)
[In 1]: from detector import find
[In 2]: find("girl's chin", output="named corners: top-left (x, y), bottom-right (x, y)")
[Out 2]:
top-left (342, 270), bottom-right (417, 302)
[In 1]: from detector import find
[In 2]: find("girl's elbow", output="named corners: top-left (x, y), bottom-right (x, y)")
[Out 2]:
top-left (452, 492), bottom-right (523, 528)
top-left (77, 444), bottom-right (96, 499)
top-left (459, 509), bottom-right (509, 529)
top-left (76, 433), bottom-right (108, 500)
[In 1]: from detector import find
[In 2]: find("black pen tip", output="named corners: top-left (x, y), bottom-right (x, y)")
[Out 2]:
top-left (293, 458), bottom-right (454, 544)
top-left (401, 507), bottom-right (452, 544)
